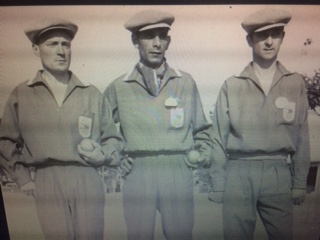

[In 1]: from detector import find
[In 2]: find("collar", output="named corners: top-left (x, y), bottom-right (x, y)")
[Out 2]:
top-left (236, 61), bottom-right (293, 80)
top-left (27, 70), bottom-right (90, 88)
top-left (122, 62), bottom-right (182, 82)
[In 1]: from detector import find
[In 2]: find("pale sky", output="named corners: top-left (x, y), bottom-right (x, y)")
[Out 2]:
top-left (1, 5), bottom-right (320, 118)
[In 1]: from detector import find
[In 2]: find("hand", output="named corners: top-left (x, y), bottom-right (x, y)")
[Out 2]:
top-left (292, 189), bottom-right (306, 205)
top-left (197, 155), bottom-right (211, 168)
top-left (20, 181), bottom-right (35, 197)
top-left (184, 156), bottom-right (198, 169)
top-left (78, 139), bottom-right (110, 165)
top-left (194, 142), bottom-right (212, 168)
top-left (117, 155), bottom-right (133, 176)
top-left (109, 150), bottom-right (121, 166)
top-left (184, 151), bottom-right (211, 169)
top-left (208, 191), bottom-right (224, 204)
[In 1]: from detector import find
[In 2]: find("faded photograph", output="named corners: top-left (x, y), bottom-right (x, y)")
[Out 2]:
top-left (1, 5), bottom-right (320, 240)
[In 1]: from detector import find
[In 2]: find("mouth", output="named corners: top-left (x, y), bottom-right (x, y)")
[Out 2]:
top-left (56, 59), bottom-right (67, 64)
top-left (149, 51), bottom-right (162, 56)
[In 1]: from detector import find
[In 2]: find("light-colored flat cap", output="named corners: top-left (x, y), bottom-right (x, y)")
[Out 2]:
top-left (242, 8), bottom-right (292, 34)
top-left (25, 18), bottom-right (78, 44)
top-left (124, 9), bottom-right (174, 32)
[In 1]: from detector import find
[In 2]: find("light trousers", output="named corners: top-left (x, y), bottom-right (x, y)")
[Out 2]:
top-left (123, 154), bottom-right (194, 240)
top-left (34, 165), bottom-right (105, 240)
top-left (223, 159), bottom-right (293, 240)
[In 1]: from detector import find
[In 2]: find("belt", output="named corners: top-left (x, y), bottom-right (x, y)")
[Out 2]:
top-left (34, 160), bottom-right (89, 169)
top-left (229, 153), bottom-right (288, 161)
top-left (125, 151), bottom-right (186, 158)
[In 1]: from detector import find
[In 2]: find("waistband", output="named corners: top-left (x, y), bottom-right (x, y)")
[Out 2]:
top-left (34, 160), bottom-right (90, 169)
top-left (125, 151), bottom-right (186, 158)
top-left (229, 153), bottom-right (288, 161)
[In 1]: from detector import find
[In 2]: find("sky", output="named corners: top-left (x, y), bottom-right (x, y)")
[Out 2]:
top-left (1, 5), bottom-right (320, 119)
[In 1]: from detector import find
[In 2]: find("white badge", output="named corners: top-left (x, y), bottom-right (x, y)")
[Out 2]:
top-left (283, 102), bottom-right (295, 122)
top-left (275, 97), bottom-right (288, 109)
top-left (79, 115), bottom-right (93, 138)
top-left (165, 97), bottom-right (178, 107)
top-left (170, 107), bottom-right (184, 128)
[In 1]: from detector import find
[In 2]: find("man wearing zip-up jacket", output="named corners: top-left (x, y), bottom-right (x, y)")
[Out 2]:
top-left (0, 19), bottom-right (123, 240)
top-left (208, 8), bottom-right (310, 240)
top-left (105, 9), bottom-right (212, 240)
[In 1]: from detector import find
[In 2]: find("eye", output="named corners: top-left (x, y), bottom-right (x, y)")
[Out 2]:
top-left (255, 32), bottom-right (268, 40)
top-left (159, 33), bottom-right (168, 40)
top-left (140, 32), bottom-right (154, 39)
top-left (46, 41), bottom-right (58, 47)
top-left (271, 30), bottom-right (283, 38)
top-left (62, 42), bottom-right (71, 48)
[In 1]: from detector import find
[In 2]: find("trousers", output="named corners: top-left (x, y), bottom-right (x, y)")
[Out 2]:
top-left (223, 159), bottom-right (293, 240)
top-left (34, 165), bottom-right (105, 240)
top-left (122, 153), bottom-right (194, 240)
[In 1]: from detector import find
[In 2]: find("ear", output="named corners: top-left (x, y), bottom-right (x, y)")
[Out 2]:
top-left (246, 34), bottom-right (253, 47)
top-left (165, 35), bottom-right (171, 50)
top-left (32, 44), bottom-right (40, 57)
top-left (131, 33), bottom-right (139, 49)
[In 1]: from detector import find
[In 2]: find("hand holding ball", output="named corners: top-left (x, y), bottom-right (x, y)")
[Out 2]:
top-left (80, 138), bottom-right (95, 152)
top-left (78, 139), bottom-right (105, 165)
top-left (187, 150), bottom-right (201, 164)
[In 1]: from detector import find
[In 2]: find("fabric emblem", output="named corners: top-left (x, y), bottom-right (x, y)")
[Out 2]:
top-left (170, 107), bottom-right (184, 128)
top-left (79, 114), bottom-right (93, 138)
top-left (275, 97), bottom-right (295, 122)
top-left (283, 102), bottom-right (295, 122)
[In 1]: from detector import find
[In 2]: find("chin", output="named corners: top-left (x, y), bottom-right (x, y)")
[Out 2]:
top-left (151, 60), bottom-right (163, 67)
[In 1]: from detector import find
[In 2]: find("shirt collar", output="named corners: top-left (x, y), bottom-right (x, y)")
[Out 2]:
top-left (236, 61), bottom-right (293, 80)
top-left (27, 70), bottom-right (90, 88)
top-left (122, 62), bottom-right (182, 82)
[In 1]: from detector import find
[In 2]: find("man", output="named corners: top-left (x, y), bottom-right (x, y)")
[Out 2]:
top-left (208, 8), bottom-right (310, 240)
top-left (105, 9), bottom-right (212, 240)
top-left (0, 19), bottom-right (123, 239)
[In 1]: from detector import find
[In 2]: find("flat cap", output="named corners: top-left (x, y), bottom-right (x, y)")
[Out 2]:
top-left (124, 9), bottom-right (175, 32)
top-left (242, 8), bottom-right (292, 34)
top-left (25, 18), bottom-right (78, 44)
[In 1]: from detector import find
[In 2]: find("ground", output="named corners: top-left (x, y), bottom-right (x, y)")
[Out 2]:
top-left (2, 191), bottom-right (320, 240)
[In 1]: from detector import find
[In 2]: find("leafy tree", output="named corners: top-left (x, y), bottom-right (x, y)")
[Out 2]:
top-left (303, 70), bottom-right (320, 115)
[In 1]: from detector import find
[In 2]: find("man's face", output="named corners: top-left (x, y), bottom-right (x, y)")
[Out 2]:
top-left (33, 30), bottom-right (72, 75)
top-left (247, 27), bottom-right (285, 64)
top-left (133, 28), bottom-right (171, 69)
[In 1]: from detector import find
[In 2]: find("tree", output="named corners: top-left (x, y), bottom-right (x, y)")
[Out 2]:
top-left (303, 70), bottom-right (320, 115)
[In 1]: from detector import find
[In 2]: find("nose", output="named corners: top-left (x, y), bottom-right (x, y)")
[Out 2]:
top-left (265, 35), bottom-right (273, 46)
top-left (56, 44), bottom-right (65, 55)
top-left (153, 36), bottom-right (161, 48)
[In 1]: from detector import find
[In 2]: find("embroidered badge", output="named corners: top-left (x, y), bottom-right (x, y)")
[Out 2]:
top-left (79, 115), bottom-right (93, 138)
top-left (283, 102), bottom-right (295, 122)
top-left (170, 107), bottom-right (184, 128)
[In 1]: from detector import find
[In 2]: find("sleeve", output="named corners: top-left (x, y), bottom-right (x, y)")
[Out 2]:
top-left (191, 80), bottom-right (212, 160)
top-left (208, 82), bottom-right (230, 192)
top-left (0, 88), bottom-right (32, 187)
top-left (291, 79), bottom-right (310, 189)
top-left (100, 94), bottom-right (124, 167)
top-left (104, 82), bottom-right (120, 123)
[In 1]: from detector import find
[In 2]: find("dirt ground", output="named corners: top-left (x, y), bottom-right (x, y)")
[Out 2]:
top-left (2, 191), bottom-right (320, 240)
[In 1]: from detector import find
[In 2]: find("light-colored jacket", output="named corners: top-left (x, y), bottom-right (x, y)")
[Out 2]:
top-left (210, 62), bottom-right (310, 192)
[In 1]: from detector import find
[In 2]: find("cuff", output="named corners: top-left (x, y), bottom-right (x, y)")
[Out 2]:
top-left (292, 178), bottom-right (307, 190)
